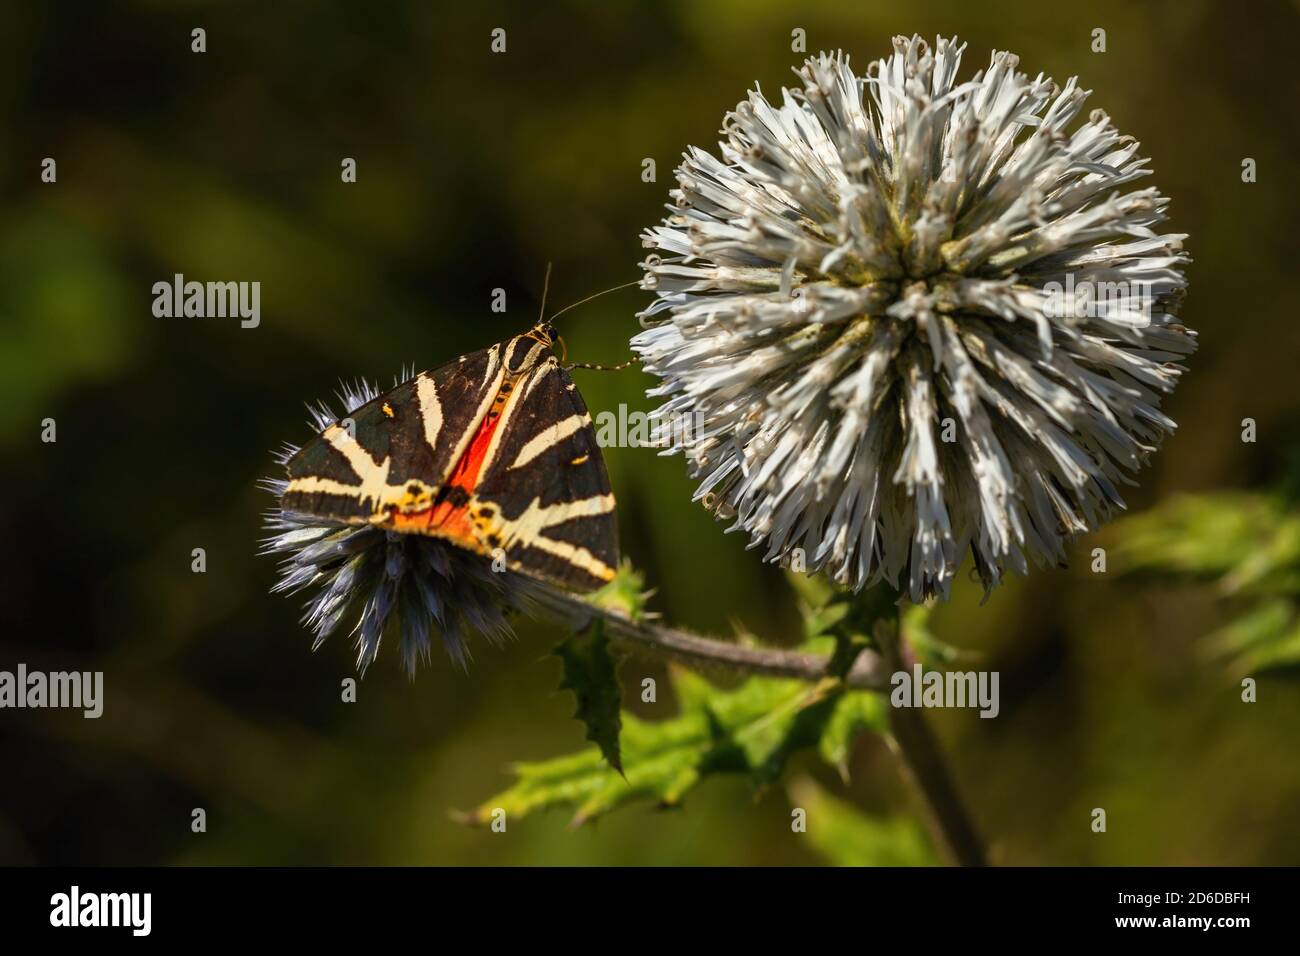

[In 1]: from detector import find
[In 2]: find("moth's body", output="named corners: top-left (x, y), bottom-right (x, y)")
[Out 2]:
top-left (282, 323), bottom-right (619, 590)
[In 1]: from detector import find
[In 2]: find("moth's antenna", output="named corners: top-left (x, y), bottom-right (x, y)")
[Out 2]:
top-left (547, 279), bottom-right (641, 325)
top-left (547, 275), bottom-right (641, 372)
top-left (538, 262), bottom-right (553, 325)
top-left (567, 355), bottom-right (641, 373)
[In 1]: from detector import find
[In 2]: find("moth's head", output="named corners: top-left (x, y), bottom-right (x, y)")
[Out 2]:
top-left (505, 323), bottom-right (562, 374)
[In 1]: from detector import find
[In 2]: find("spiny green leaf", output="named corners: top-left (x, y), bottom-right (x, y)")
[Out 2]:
top-left (461, 665), bottom-right (884, 828)
top-left (788, 776), bottom-right (938, 867)
top-left (554, 621), bottom-right (623, 773)
top-left (1109, 489), bottom-right (1300, 678)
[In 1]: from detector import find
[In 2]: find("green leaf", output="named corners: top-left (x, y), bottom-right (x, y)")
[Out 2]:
top-left (788, 572), bottom-right (901, 680)
top-left (1109, 492), bottom-right (1300, 592)
top-left (818, 692), bottom-right (887, 781)
top-left (900, 601), bottom-right (967, 667)
top-left (1203, 599), bottom-right (1300, 678)
top-left (788, 776), bottom-right (938, 867)
top-left (1109, 489), bottom-right (1300, 678)
top-left (554, 621), bottom-right (624, 773)
top-left (785, 566), bottom-right (837, 614)
top-left (462, 665), bottom-right (884, 828)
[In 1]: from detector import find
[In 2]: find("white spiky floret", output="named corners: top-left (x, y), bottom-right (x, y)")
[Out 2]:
top-left (633, 35), bottom-right (1194, 601)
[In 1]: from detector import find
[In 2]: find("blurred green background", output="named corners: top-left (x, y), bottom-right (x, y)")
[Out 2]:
top-left (1, 0), bottom-right (1298, 865)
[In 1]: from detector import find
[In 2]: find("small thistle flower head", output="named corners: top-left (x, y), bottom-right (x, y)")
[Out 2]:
top-left (634, 35), bottom-right (1195, 601)
top-left (261, 379), bottom-right (556, 674)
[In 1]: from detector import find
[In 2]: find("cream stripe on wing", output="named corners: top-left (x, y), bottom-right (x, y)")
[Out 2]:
top-left (323, 423), bottom-right (382, 477)
top-left (504, 493), bottom-right (616, 540)
top-left (416, 373), bottom-right (443, 453)
top-left (481, 344), bottom-right (501, 391)
top-left (516, 536), bottom-right (615, 581)
top-left (501, 492), bottom-right (617, 582)
top-left (316, 424), bottom-right (398, 511)
top-left (284, 473), bottom-right (402, 515)
top-left (285, 475), bottom-right (360, 498)
top-left (508, 414), bottom-right (590, 471)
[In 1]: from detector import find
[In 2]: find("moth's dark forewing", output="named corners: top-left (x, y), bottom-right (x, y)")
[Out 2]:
top-left (279, 330), bottom-right (619, 593)
top-left (478, 365), bottom-right (613, 507)
top-left (476, 358), bottom-right (620, 591)
top-left (281, 345), bottom-right (501, 521)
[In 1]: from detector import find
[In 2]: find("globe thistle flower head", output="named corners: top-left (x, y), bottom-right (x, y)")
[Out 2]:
top-left (634, 35), bottom-right (1194, 602)
top-left (261, 378), bottom-right (557, 675)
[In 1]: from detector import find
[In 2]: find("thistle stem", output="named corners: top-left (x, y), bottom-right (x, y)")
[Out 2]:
top-left (873, 605), bottom-right (988, 867)
top-left (543, 592), bottom-right (887, 690)
top-left (599, 610), bottom-right (888, 690)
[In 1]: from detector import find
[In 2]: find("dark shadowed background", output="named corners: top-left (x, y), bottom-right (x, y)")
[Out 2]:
top-left (1, 0), bottom-right (1298, 864)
